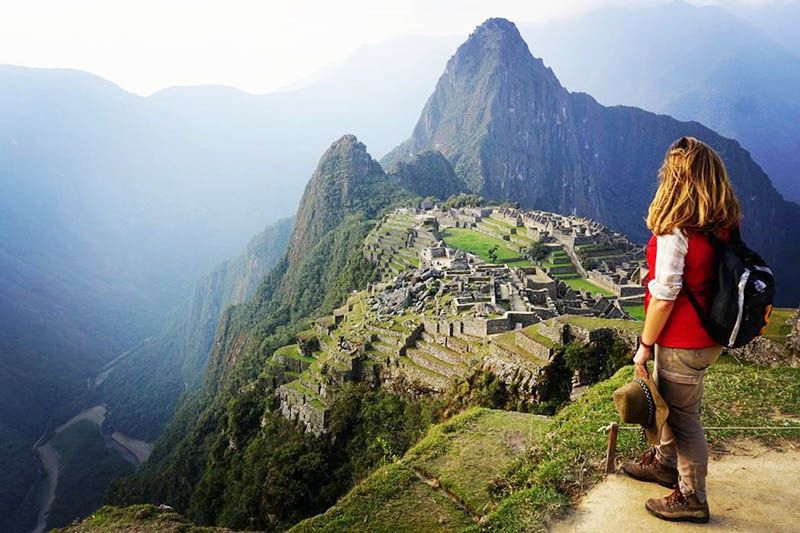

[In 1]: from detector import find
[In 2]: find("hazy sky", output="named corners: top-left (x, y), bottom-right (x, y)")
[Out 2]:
top-left (0, 0), bottom-right (790, 95)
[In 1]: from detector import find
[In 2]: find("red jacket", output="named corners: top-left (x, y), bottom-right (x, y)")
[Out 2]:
top-left (643, 229), bottom-right (729, 348)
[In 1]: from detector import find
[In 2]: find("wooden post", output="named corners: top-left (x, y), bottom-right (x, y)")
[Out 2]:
top-left (605, 422), bottom-right (619, 474)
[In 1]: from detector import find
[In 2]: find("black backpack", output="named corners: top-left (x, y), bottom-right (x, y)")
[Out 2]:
top-left (684, 228), bottom-right (775, 348)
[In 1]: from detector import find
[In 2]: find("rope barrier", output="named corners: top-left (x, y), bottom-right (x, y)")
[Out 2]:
top-left (613, 425), bottom-right (800, 431)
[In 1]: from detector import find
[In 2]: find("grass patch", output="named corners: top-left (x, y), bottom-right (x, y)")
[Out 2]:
top-left (764, 307), bottom-right (797, 343)
top-left (560, 277), bottom-right (615, 297)
top-left (274, 344), bottom-right (316, 364)
top-left (622, 304), bottom-right (645, 321)
top-left (487, 217), bottom-right (516, 230)
top-left (54, 504), bottom-right (221, 532)
top-left (292, 463), bottom-right (473, 532)
top-left (405, 408), bottom-right (549, 516)
top-left (520, 325), bottom-right (560, 350)
top-left (558, 315), bottom-right (643, 334)
top-left (441, 228), bottom-right (533, 267)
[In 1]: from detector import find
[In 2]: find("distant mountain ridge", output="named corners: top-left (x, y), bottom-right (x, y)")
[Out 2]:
top-left (520, 0), bottom-right (800, 202)
top-left (384, 17), bottom-right (800, 305)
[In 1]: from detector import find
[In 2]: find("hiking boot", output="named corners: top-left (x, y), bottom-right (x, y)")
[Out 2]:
top-left (646, 487), bottom-right (710, 524)
top-left (621, 448), bottom-right (678, 487)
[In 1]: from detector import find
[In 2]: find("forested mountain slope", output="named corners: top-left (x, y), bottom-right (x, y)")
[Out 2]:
top-left (96, 217), bottom-right (294, 441)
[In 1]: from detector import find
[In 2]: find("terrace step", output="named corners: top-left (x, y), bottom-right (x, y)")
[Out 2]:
top-left (370, 340), bottom-right (397, 355)
top-left (406, 347), bottom-right (460, 377)
top-left (398, 356), bottom-right (450, 391)
top-left (490, 331), bottom-right (550, 368)
top-left (415, 339), bottom-right (466, 367)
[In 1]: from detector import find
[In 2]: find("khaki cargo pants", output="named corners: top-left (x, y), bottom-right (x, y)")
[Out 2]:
top-left (654, 344), bottom-right (723, 503)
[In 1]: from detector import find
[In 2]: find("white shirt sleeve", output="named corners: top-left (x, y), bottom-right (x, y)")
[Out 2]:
top-left (647, 228), bottom-right (688, 301)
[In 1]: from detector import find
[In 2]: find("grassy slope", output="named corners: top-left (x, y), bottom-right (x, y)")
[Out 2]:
top-left (293, 408), bottom-right (549, 531)
top-left (84, 313), bottom-right (799, 531)
top-left (54, 504), bottom-right (223, 532)
top-left (441, 228), bottom-right (533, 267)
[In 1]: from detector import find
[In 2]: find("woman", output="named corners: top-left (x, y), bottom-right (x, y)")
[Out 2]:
top-left (621, 136), bottom-right (741, 524)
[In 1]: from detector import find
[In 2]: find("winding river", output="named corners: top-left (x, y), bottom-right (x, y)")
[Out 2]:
top-left (32, 405), bottom-right (153, 533)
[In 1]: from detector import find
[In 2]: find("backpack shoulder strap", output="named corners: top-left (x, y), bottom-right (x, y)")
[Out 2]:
top-left (682, 285), bottom-right (706, 319)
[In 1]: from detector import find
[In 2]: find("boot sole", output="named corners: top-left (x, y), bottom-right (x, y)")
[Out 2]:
top-left (621, 468), bottom-right (677, 488)
top-left (646, 504), bottom-right (710, 524)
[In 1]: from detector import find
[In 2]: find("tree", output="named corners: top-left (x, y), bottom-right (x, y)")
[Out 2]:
top-left (487, 245), bottom-right (499, 263)
top-left (526, 240), bottom-right (548, 262)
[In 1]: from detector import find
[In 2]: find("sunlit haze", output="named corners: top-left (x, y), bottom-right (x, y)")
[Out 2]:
top-left (0, 0), bottom-right (783, 95)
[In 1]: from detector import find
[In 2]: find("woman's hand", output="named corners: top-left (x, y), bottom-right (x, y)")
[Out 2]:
top-left (633, 344), bottom-right (652, 379)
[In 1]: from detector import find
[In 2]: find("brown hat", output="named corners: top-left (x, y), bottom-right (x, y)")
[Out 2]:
top-left (612, 374), bottom-right (669, 445)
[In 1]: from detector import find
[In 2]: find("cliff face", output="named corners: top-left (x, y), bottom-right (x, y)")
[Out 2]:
top-left (384, 17), bottom-right (800, 304)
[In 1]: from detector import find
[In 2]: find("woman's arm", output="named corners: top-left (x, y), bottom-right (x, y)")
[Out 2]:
top-left (634, 297), bottom-right (674, 378)
top-left (634, 228), bottom-right (688, 378)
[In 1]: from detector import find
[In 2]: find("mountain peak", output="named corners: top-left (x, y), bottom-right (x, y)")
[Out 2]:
top-left (454, 17), bottom-right (532, 68)
top-left (286, 135), bottom-right (390, 270)
top-left (330, 133), bottom-right (361, 149)
top-left (381, 18), bottom-right (566, 190)
top-left (471, 17), bottom-right (522, 39)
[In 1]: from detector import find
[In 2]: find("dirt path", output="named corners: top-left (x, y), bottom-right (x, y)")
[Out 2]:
top-left (550, 440), bottom-right (800, 532)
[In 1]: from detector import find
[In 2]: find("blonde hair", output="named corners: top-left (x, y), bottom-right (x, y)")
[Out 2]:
top-left (647, 136), bottom-right (741, 236)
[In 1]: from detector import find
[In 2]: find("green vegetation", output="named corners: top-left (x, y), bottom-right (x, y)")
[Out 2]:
top-left (622, 303), bottom-right (645, 321)
top-left (109, 382), bottom-right (442, 531)
top-left (295, 462), bottom-right (473, 532)
top-left (106, 136), bottom-right (421, 527)
top-left (440, 193), bottom-right (488, 209)
top-left (404, 409), bottom-right (547, 514)
top-left (100, 216), bottom-right (294, 442)
top-left (0, 427), bottom-right (39, 529)
top-left (274, 344), bottom-right (315, 365)
top-left (54, 504), bottom-right (223, 532)
top-left (388, 151), bottom-right (468, 200)
top-left (563, 334), bottom-right (630, 385)
top-left (526, 240), bottom-right (549, 262)
top-left (441, 227), bottom-right (532, 266)
top-left (559, 277), bottom-right (614, 297)
top-left (487, 244), bottom-right (499, 263)
top-left (294, 408), bottom-right (548, 531)
top-left (559, 315), bottom-right (644, 334)
top-left (764, 307), bottom-right (797, 343)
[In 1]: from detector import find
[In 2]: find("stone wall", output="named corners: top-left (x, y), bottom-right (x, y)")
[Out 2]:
top-left (565, 322), bottom-right (638, 350)
top-left (513, 331), bottom-right (555, 360)
top-left (587, 270), bottom-right (622, 296)
top-left (619, 284), bottom-right (645, 298)
top-left (278, 386), bottom-right (329, 438)
top-left (538, 320), bottom-right (568, 345)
